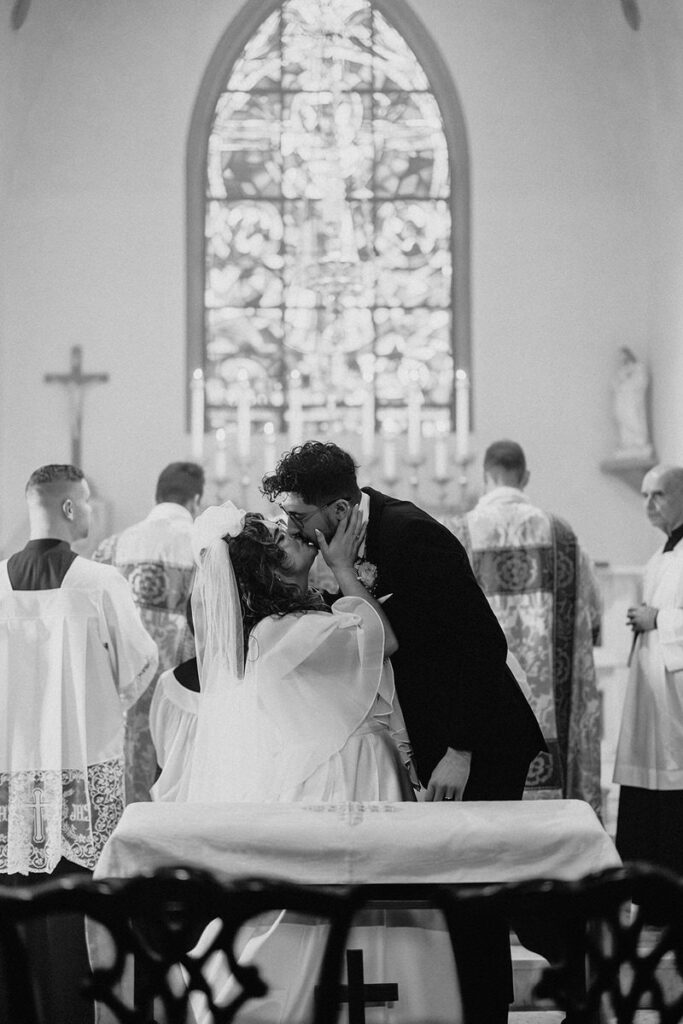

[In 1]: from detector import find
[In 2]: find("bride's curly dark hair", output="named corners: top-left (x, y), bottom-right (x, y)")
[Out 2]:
top-left (226, 513), bottom-right (323, 648)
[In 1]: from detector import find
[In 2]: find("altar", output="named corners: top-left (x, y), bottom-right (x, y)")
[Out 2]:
top-left (89, 799), bottom-right (619, 1023)
top-left (94, 798), bottom-right (619, 887)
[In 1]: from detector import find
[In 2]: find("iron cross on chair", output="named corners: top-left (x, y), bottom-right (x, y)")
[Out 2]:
top-left (316, 948), bottom-right (399, 1024)
top-left (44, 345), bottom-right (109, 469)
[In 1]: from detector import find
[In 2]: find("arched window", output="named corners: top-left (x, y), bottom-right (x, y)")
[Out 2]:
top-left (187, 0), bottom-right (470, 451)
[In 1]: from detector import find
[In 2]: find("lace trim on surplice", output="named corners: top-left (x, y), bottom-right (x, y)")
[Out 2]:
top-left (0, 759), bottom-right (124, 874)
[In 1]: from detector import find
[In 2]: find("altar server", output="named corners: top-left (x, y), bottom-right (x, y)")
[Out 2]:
top-left (0, 463), bottom-right (158, 1024)
top-left (94, 460), bottom-right (203, 801)
top-left (149, 599), bottom-right (200, 802)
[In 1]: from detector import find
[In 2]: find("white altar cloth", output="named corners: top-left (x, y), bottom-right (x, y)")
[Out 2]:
top-left (94, 799), bottom-right (620, 884)
top-left (90, 801), bottom-right (619, 1024)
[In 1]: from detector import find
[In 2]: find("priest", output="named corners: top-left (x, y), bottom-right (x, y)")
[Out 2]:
top-left (0, 463), bottom-right (158, 1024)
top-left (615, 463), bottom-right (683, 876)
top-left (449, 439), bottom-right (603, 814)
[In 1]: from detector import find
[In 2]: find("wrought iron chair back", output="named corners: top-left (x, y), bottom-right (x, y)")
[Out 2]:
top-left (452, 862), bottom-right (683, 1024)
top-left (0, 867), bottom-right (364, 1024)
top-left (1, 862), bottom-right (683, 1024)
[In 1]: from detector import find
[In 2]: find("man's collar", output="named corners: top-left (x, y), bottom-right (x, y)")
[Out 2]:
top-left (663, 522), bottom-right (683, 553)
top-left (477, 486), bottom-right (527, 507)
top-left (147, 502), bottom-right (193, 523)
top-left (24, 538), bottom-right (71, 551)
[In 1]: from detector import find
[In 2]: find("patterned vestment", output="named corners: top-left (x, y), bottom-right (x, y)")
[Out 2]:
top-left (449, 487), bottom-right (602, 814)
top-left (94, 503), bottom-right (196, 802)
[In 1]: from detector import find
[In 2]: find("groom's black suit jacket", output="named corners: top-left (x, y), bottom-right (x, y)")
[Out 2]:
top-left (362, 487), bottom-right (545, 789)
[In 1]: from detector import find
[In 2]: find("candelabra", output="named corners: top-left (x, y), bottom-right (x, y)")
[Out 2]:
top-left (451, 452), bottom-right (477, 515)
top-left (210, 459), bottom-right (251, 508)
top-left (373, 433), bottom-right (477, 519)
top-left (405, 451), bottom-right (425, 505)
top-left (197, 423), bottom-right (477, 520)
top-left (433, 464), bottom-right (451, 512)
top-left (212, 469), bottom-right (229, 505)
top-left (237, 459), bottom-right (251, 509)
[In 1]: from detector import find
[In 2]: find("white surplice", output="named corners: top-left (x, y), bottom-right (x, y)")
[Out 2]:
top-left (0, 557), bottom-right (158, 873)
top-left (149, 667), bottom-right (199, 802)
top-left (614, 537), bottom-right (683, 789)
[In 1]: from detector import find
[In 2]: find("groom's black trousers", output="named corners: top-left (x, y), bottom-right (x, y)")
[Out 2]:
top-left (448, 745), bottom-right (533, 1024)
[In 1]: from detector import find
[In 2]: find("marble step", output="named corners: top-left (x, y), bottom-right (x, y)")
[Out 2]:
top-left (511, 935), bottom-right (680, 1014)
top-left (511, 942), bottom-right (549, 1010)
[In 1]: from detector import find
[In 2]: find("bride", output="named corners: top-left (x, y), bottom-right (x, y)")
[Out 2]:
top-left (157, 502), bottom-right (463, 1024)
top-left (180, 499), bottom-right (416, 804)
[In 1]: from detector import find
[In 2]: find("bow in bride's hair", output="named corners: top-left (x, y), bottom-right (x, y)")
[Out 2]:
top-left (190, 500), bottom-right (246, 685)
top-left (191, 501), bottom-right (246, 564)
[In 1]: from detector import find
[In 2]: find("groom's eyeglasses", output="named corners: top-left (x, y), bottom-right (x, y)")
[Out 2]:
top-left (278, 500), bottom-right (339, 528)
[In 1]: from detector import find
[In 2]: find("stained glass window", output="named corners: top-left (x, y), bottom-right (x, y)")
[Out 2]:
top-left (203, 0), bottom-right (456, 439)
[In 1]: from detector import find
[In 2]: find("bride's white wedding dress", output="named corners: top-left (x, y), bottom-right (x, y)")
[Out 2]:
top-left (155, 596), bottom-right (461, 1023)
top-left (186, 596), bottom-right (416, 805)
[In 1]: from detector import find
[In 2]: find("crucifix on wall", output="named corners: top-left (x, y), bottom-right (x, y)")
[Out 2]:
top-left (44, 346), bottom-right (110, 469)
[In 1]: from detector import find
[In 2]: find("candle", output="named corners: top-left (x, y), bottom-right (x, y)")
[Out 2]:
top-left (382, 420), bottom-right (398, 481)
top-left (288, 369), bottom-right (303, 447)
top-left (361, 366), bottom-right (375, 462)
top-left (263, 420), bottom-right (277, 475)
top-left (455, 369), bottom-right (470, 461)
top-left (407, 384), bottom-right (423, 460)
top-left (190, 368), bottom-right (205, 461)
top-left (434, 422), bottom-right (449, 479)
top-left (214, 427), bottom-right (227, 479)
top-left (236, 372), bottom-right (251, 461)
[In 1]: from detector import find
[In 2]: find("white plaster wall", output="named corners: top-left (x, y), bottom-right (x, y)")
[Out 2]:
top-left (417, 0), bottom-right (678, 564)
top-left (1, 0), bottom-right (681, 563)
top-left (644, 5), bottom-right (683, 471)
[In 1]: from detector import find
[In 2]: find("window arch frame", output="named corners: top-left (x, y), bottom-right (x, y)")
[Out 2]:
top-left (186, 0), bottom-right (471, 428)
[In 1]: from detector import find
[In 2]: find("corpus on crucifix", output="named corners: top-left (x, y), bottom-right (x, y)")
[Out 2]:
top-left (44, 345), bottom-right (109, 468)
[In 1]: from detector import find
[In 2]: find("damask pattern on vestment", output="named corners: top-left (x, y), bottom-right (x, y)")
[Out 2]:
top-left (450, 511), bottom-right (601, 814)
top-left (118, 561), bottom-right (195, 614)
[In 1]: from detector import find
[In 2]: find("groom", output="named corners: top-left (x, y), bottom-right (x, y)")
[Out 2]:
top-left (262, 440), bottom-right (546, 1023)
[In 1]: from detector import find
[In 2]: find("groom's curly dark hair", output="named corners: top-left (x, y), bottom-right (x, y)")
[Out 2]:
top-left (227, 513), bottom-right (322, 651)
top-left (261, 441), bottom-right (361, 506)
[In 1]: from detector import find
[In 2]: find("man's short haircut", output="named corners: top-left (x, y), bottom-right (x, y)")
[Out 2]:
top-left (25, 464), bottom-right (84, 495)
top-left (155, 462), bottom-right (205, 505)
top-left (483, 440), bottom-right (527, 481)
top-left (261, 441), bottom-right (360, 506)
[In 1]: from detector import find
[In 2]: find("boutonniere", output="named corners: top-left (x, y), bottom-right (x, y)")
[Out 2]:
top-left (354, 557), bottom-right (378, 595)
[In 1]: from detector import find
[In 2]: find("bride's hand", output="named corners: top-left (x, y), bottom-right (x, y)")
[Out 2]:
top-left (315, 505), bottom-right (366, 574)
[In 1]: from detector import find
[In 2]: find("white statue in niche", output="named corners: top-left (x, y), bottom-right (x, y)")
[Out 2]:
top-left (612, 346), bottom-right (654, 458)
